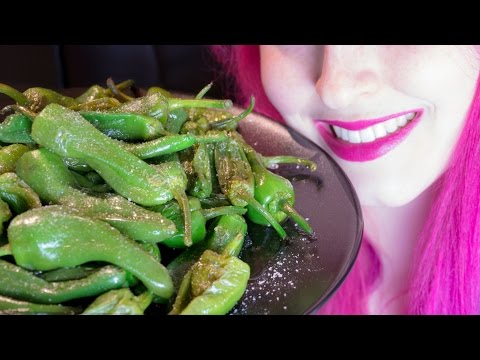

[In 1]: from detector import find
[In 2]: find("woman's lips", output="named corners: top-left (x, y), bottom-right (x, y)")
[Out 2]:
top-left (314, 109), bottom-right (424, 162)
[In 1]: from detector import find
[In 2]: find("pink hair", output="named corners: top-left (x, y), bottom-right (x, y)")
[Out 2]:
top-left (211, 45), bottom-right (480, 314)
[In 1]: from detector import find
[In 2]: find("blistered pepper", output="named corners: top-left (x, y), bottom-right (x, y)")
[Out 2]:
top-left (79, 111), bottom-right (167, 141)
top-left (231, 131), bottom-right (313, 233)
top-left (0, 294), bottom-right (80, 315)
top-left (0, 172), bottom-right (42, 214)
top-left (114, 91), bottom-right (232, 124)
top-left (170, 250), bottom-right (250, 315)
top-left (0, 113), bottom-right (34, 144)
top-left (32, 104), bottom-right (184, 207)
top-left (82, 288), bottom-right (153, 315)
top-left (0, 259), bottom-right (132, 304)
top-left (5, 206), bottom-right (174, 299)
top-left (0, 144), bottom-right (30, 175)
top-left (16, 148), bottom-right (177, 244)
top-left (214, 137), bottom-right (286, 238)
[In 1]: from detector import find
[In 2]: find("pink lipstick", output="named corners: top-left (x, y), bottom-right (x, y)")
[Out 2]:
top-left (314, 109), bottom-right (423, 162)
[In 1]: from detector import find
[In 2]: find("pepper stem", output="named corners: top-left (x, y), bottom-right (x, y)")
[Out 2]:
top-left (281, 201), bottom-right (313, 234)
top-left (261, 155), bottom-right (317, 172)
top-left (246, 196), bottom-right (287, 239)
top-left (0, 244), bottom-right (12, 257)
top-left (114, 79), bottom-right (135, 91)
top-left (0, 84), bottom-right (29, 106)
top-left (209, 96), bottom-right (255, 130)
top-left (106, 77), bottom-right (134, 102)
top-left (0, 104), bottom-right (37, 119)
top-left (174, 190), bottom-right (192, 247)
top-left (168, 98), bottom-right (233, 111)
top-left (202, 206), bottom-right (247, 221)
top-left (195, 82), bottom-right (213, 99)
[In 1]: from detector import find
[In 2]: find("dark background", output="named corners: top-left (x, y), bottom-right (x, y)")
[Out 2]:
top-left (0, 45), bottom-right (229, 98)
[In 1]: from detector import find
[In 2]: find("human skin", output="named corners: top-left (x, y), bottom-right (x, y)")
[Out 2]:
top-left (259, 45), bottom-right (480, 313)
top-left (259, 45), bottom-right (479, 207)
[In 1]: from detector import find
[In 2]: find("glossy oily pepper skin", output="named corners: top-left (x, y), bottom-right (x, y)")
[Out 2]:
top-left (23, 87), bottom-right (78, 112)
top-left (167, 213), bottom-right (248, 290)
top-left (16, 148), bottom-right (177, 243)
top-left (175, 250), bottom-right (250, 315)
top-left (0, 114), bottom-right (34, 144)
top-left (0, 144), bottom-right (30, 175)
top-left (0, 294), bottom-right (80, 315)
top-left (0, 198), bottom-right (11, 234)
top-left (150, 196), bottom-right (206, 249)
top-left (114, 92), bottom-right (233, 124)
top-left (31, 104), bottom-right (181, 206)
top-left (214, 137), bottom-right (287, 238)
top-left (7, 206), bottom-right (174, 299)
top-left (0, 172), bottom-right (42, 214)
top-left (82, 288), bottom-right (153, 315)
top-left (0, 259), bottom-right (131, 304)
top-left (234, 135), bottom-right (313, 234)
top-left (79, 112), bottom-right (167, 141)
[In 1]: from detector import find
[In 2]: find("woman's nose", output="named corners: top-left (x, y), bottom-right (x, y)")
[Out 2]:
top-left (315, 46), bottom-right (381, 110)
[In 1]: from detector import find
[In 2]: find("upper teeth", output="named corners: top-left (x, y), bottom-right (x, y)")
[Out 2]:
top-left (332, 112), bottom-right (416, 143)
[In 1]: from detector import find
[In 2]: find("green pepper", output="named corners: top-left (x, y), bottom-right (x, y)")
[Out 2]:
top-left (80, 112), bottom-right (167, 141)
top-left (214, 137), bottom-right (286, 238)
top-left (201, 205), bottom-right (247, 220)
top-left (0, 172), bottom-right (42, 214)
top-left (150, 196), bottom-right (206, 249)
top-left (32, 103), bottom-right (183, 207)
top-left (0, 294), bottom-right (80, 315)
top-left (0, 144), bottom-right (30, 175)
top-left (207, 96), bottom-right (255, 131)
top-left (6, 205), bottom-right (174, 298)
top-left (106, 78), bottom-right (135, 102)
top-left (16, 148), bottom-right (177, 244)
top-left (166, 109), bottom-right (189, 134)
top-left (122, 134), bottom-right (198, 159)
top-left (148, 154), bottom-right (192, 246)
top-left (70, 171), bottom-right (112, 193)
top-left (39, 266), bottom-right (97, 282)
top-left (167, 213), bottom-right (248, 290)
top-left (205, 214), bottom-right (248, 257)
top-left (69, 98), bottom-right (121, 111)
top-left (198, 193), bottom-right (231, 208)
top-left (23, 87), bottom-right (78, 112)
top-left (231, 132), bottom-right (313, 234)
top-left (191, 143), bottom-right (212, 198)
top-left (82, 288), bottom-right (153, 315)
top-left (76, 85), bottom-right (111, 103)
top-left (114, 92), bottom-right (233, 124)
top-left (147, 86), bottom-right (173, 98)
top-left (0, 198), bottom-right (11, 235)
top-left (76, 80), bottom-right (134, 103)
top-left (260, 155), bottom-right (317, 171)
top-left (0, 83), bottom-right (29, 106)
top-left (0, 113), bottom-right (34, 144)
top-left (172, 250), bottom-right (250, 315)
top-left (0, 259), bottom-right (131, 304)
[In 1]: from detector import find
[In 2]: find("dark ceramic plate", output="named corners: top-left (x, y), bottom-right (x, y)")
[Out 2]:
top-left (230, 109), bottom-right (363, 315)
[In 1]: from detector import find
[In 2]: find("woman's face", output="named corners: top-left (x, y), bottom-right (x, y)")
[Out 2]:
top-left (260, 45), bottom-right (480, 207)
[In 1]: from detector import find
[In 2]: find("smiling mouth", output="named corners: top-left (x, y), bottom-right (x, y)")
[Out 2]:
top-left (329, 111), bottom-right (418, 143)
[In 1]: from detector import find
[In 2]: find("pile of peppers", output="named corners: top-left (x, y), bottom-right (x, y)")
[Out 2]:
top-left (0, 79), bottom-right (317, 315)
